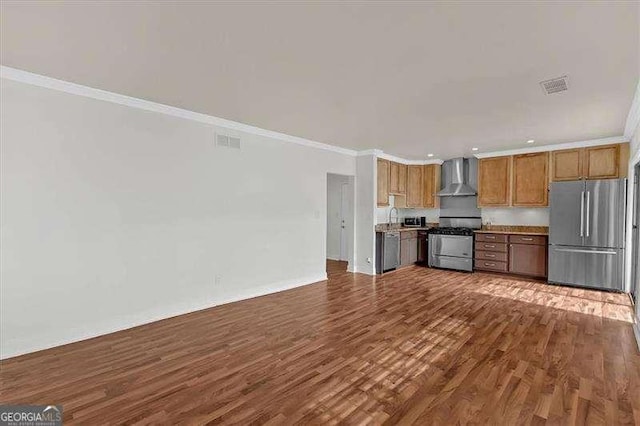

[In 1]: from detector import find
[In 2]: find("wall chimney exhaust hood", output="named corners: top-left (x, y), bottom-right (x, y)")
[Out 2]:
top-left (437, 157), bottom-right (477, 197)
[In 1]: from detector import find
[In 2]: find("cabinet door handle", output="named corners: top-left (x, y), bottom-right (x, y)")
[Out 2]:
top-left (485, 262), bottom-right (496, 266)
top-left (520, 237), bottom-right (533, 241)
top-left (485, 253), bottom-right (496, 258)
top-left (486, 236), bottom-right (495, 239)
top-left (484, 244), bottom-right (495, 248)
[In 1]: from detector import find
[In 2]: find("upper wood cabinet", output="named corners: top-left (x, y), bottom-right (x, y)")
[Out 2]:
top-left (551, 149), bottom-right (583, 181)
top-left (422, 164), bottom-right (441, 208)
top-left (406, 165), bottom-right (423, 207)
top-left (478, 156), bottom-right (512, 207)
top-left (377, 160), bottom-right (439, 209)
top-left (584, 144), bottom-right (620, 179)
top-left (389, 162), bottom-right (407, 195)
top-left (376, 158), bottom-right (390, 207)
top-left (512, 152), bottom-right (549, 207)
top-left (551, 143), bottom-right (629, 181)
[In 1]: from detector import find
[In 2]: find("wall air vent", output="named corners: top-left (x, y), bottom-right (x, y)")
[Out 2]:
top-left (228, 136), bottom-right (241, 149)
top-left (540, 76), bottom-right (569, 95)
top-left (216, 133), bottom-right (241, 149)
top-left (216, 134), bottom-right (229, 147)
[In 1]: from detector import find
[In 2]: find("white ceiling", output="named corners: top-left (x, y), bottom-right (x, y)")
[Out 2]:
top-left (1, 1), bottom-right (638, 160)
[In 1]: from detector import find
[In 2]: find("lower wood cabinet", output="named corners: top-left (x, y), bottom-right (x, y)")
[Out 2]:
top-left (400, 231), bottom-right (418, 267)
top-left (509, 243), bottom-right (547, 277)
top-left (475, 233), bottom-right (547, 278)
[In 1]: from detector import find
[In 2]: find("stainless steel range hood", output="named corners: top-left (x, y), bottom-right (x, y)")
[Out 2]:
top-left (437, 157), bottom-right (477, 197)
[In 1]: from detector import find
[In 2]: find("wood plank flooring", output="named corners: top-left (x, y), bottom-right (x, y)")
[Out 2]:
top-left (1, 261), bottom-right (639, 424)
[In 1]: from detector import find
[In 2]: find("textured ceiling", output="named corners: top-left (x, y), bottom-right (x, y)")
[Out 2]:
top-left (1, 1), bottom-right (638, 159)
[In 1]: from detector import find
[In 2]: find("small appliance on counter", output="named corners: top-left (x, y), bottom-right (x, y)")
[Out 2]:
top-left (403, 216), bottom-right (427, 227)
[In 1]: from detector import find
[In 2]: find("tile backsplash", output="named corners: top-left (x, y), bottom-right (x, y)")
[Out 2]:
top-left (375, 197), bottom-right (550, 227)
top-left (375, 196), bottom-right (440, 224)
top-left (481, 208), bottom-right (550, 226)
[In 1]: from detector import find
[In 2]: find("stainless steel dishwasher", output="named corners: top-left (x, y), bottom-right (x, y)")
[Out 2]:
top-left (375, 231), bottom-right (400, 273)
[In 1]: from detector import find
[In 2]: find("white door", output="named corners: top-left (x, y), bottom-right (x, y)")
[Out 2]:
top-left (340, 183), bottom-right (349, 261)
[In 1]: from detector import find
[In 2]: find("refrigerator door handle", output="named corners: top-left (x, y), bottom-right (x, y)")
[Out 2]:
top-left (585, 191), bottom-right (590, 237)
top-left (580, 191), bottom-right (585, 237)
top-left (554, 248), bottom-right (616, 255)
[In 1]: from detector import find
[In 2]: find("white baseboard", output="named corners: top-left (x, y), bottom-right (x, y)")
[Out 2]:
top-left (1, 273), bottom-right (327, 360)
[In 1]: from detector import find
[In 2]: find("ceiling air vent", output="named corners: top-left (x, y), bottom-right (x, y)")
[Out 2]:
top-left (540, 76), bottom-right (569, 95)
top-left (216, 133), bottom-right (241, 149)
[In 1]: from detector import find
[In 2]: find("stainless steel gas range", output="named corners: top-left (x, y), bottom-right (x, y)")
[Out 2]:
top-left (428, 217), bottom-right (481, 272)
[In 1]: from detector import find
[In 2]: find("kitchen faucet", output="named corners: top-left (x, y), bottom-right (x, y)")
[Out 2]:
top-left (388, 207), bottom-right (399, 227)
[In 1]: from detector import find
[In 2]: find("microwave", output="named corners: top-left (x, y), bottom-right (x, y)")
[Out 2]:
top-left (404, 217), bottom-right (426, 227)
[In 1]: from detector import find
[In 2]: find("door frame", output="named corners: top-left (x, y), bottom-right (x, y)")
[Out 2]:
top-left (339, 182), bottom-right (349, 261)
top-left (326, 173), bottom-right (355, 271)
top-left (631, 162), bottom-right (640, 304)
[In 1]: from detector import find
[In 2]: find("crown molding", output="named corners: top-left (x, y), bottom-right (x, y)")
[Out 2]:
top-left (0, 66), bottom-right (359, 157)
top-left (361, 149), bottom-right (443, 165)
top-left (376, 151), bottom-right (444, 165)
top-left (356, 149), bottom-right (383, 157)
top-left (473, 136), bottom-right (628, 159)
top-left (624, 80), bottom-right (640, 140)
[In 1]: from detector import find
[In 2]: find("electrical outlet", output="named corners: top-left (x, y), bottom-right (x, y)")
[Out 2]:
top-left (367, 257), bottom-right (372, 263)
top-left (214, 275), bottom-right (222, 287)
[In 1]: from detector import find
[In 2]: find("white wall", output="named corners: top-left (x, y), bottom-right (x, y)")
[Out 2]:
top-left (355, 155), bottom-right (376, 274)
top-left (624, 79), bottom-right (640, 296)
top-left (0, 78), bottom-right (356, 358)
top-left (625, 123), bottom-right (640, 292)
top-left (481, 208), bottom-right (550, 226)
top-left (326, 174), bottom-right (351, 261)
top-left (622, 80), bottom-right (639, 348)
top-left (627, 123), bottom-right (640, 347)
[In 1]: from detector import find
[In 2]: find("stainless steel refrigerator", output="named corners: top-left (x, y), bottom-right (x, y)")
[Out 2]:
top-left (548, 179), bottom-right (626, 291)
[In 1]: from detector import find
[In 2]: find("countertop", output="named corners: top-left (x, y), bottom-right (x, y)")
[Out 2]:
top-left (474, 226), bottom-right (548, 236)
top-left (375, 224), bottom-right (549, 235)
top-left (375, 224), bottom-right (437, 233)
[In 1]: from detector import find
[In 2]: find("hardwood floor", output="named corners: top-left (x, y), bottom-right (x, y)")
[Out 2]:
top-left (1, 262), bottom-right (639, 424)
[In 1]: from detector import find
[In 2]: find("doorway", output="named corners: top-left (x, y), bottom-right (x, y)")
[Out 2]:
top-left (326, 173), bottom-right (354, 273)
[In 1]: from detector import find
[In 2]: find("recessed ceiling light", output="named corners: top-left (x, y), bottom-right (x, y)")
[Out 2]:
top-left (427, 153), bottom-right (434, 157)
top-left (526, 139), bottom-right (535, 144)
top-left (471, 147), bottom-right (479, 151)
